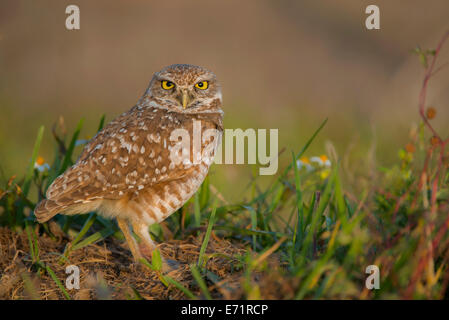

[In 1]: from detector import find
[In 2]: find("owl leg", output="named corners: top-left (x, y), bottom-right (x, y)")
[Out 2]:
top-left (131, 221), bottom-right (156, 257)
top-left (117, 218), bottom-right (142, 262)
top-left (131, 220), bottom-right (179, 273)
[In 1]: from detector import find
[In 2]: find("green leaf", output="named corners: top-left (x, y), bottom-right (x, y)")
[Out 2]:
top-left (46, 265), bottom-right (71, 300)
top-left (139, 257), bottom-right (153, 270)
top-left (243, 205), bottom-right (258, 251)
top-left (301, 166), bottom-right (337, 257)
top-left (128, 287), bottom-right (145, 300)
top-left (198, 201), bottom-right (217, 268)
top-left (190, 264), bottom-right (212, 300)
top-left (199, 175), bottom-right (210, 209)
top-left (75, 213), bottom-right (97, 243)
top-left (70, 227), bottom-right (114, 251)
top-left (25, 221), bottom-right (40, 263)
top-left (152, 248), bottom-right (163, 271)
top-left (334, 165), bottom-right (347, 224)
top-left (250, 118), bottom-right (327, 205)
top-left (97, 114), bottom-right (106, 132)
top-left (163, 276), bottom-right (197, 299)
top-left (419, 52), bottom-right (428, 68)
top-left (23, 126), bottom-right (45, 197)
top-left (59, 118), bottom-right (84, 174)
top-left (194, 192), bottom-right (201, 228)
top-left (214, 225), bottom-right (287, 238)
top-left (292, 152), bottom-right (304, 249)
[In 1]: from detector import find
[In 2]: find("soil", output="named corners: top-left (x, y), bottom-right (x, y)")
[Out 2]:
top-left (0, 226), bottom-right (253, 300)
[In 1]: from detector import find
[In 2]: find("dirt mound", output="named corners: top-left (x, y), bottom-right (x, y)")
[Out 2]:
top-left (0, 226), bottom-right (250, 299)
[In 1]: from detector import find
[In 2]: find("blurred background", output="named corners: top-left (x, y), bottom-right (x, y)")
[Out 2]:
top-left (1, 0), bottom-right (448, 201)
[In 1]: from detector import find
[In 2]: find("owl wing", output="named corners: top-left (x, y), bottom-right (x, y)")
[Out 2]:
top-left (35, 107), bottom-right (193, 222)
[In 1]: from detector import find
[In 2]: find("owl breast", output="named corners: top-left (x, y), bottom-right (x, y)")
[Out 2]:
top-left (138, 162), bottom-right (212, 225)
top-left (97, 109), bottom-right (222, 226)
top-left (116, 138), bottom-right (220, 225)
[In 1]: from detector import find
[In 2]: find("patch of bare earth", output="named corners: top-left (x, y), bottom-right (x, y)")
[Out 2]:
top-left (0, 226), bottom-right (287, 300)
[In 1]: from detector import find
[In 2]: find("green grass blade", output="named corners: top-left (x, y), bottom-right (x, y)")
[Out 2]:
top-left (199, 175), bottom-right (210, 209)
top-left (23, 126), bottom-right (44, 197)
top-left (71, 212), bottom-right (96, 247)
top-left (214, 225), bottom-right (287, 238)
top-left (266, 184), bottom-right (284, 223)
top-left (140, 255), bottom-right (169, 287)
top-left (61, 212), bottom-right (96, 261)
top-left (128, 287), bottom-right (145, 300)
top-left (25, 222), bottom-right (38, 263)
top-left (190, 264), bottom-right (212, 300)
top-left (293, 118), bottom-right (328, 164)
top-left (164, 276), bottom-right (198, 299)
top-left (292, 152), bottom-right (304, 249)
top-left (198, 201), bottom-right (217, 268)
top-left (71, 227), bottom-right (114, 251)
top-left (46, 265), bottom-right (71, 300)
top-left (301, 166), bottom-right (337, 257)
top-left (97, 114), bottom-right (106, 132)
top-left (304, 192), bottom-right (317, 228)
top-left (296, 218), bottom-right (342, 298)
top-left (250, 118), bottom-right (327, 205)
top-left (139, 257), bottom-right (154, 270)
top-left (194, 192), bottom-right (201, 227)
top-left (243, 205), bottom-right (258, 251)
top-left (32, 225), bottom-right (40, 262)
top-left (334, 165), bottom-right (347, 224)
top-left (152, 248), bottom-right (163, 271)
top-left (59, 118), bottom-right (84, 174)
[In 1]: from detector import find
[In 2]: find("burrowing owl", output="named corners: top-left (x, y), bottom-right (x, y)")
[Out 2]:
top-left (35, 64), bottom-right (223, 267)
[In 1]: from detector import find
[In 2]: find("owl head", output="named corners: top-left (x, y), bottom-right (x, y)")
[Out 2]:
top-left (143, 64), bottom-right (223, 114)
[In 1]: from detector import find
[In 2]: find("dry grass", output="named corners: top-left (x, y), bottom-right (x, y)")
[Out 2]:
top-left (0, 226), bottom-right (289, 300)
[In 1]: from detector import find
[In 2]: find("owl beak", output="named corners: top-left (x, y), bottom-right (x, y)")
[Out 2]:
top-left (182, 90), bottom-right (189, 109)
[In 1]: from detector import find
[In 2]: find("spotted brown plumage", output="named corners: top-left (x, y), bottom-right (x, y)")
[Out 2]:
top-left (34, 64), bottom-right (223, 268)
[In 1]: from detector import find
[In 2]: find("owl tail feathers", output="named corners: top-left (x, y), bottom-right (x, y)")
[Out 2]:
top-left (34, 199), bottom-right (62, 223)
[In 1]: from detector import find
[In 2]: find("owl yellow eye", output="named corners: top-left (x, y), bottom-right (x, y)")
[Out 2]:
top-left (195, 81), bottom-right (209, 90)
top-left (161, 80), bottom-right (175, 90)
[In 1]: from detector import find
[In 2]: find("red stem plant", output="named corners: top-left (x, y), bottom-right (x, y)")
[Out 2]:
top-left (398, 31), bottom-right (449, 299)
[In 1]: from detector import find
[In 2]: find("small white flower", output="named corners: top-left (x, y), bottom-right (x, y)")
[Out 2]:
top-left (34, 156), bottom-right (50, 172)
top-left (297, 157), bottom-right (314, 172)
top-left (310, 155), bottom-right (331, 167)
top-left (310, 156), bottom-right (323, 165)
